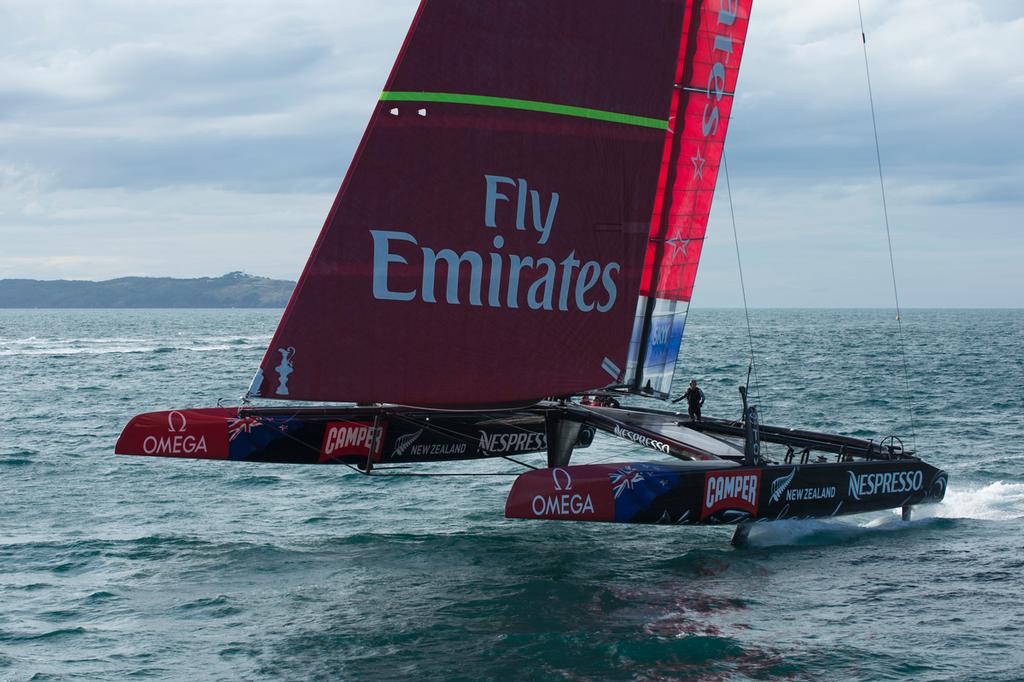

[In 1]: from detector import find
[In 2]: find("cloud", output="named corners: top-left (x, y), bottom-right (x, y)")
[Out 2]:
top-left (731, 0), bottom-right (1024, 175)
top-left (695, 0), bottom-right (1024, 307)
top-left (0, 0), bottom-right (416, 190)
top-left (0, 0), bottom-right (1020, 306)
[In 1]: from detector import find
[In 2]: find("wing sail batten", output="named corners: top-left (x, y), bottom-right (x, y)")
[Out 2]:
top-left (380, 91), bottom-right (670, 130)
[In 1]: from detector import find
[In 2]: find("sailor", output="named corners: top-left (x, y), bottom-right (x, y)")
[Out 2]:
top-left (672, 379), bottom-right (705, 422)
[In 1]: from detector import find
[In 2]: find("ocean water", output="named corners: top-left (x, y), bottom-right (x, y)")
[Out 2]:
top-left (1, 308), bottom-right (1022, 681)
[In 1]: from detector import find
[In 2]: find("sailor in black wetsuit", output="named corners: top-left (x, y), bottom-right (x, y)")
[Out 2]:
top-left (672, 379), bottom-right (705, 422)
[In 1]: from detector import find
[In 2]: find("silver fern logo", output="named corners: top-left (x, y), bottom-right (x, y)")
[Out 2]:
top-left (770, 468), bottom-right (797, 503)
top-left (392, 429), bottom-right (423, 457)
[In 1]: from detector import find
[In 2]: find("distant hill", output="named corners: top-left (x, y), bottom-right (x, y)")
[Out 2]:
top-left (0, 272), bottom-right (295, 308)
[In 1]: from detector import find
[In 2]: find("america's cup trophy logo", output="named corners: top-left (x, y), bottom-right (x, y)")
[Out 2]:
top-left (275, 346), bottom-right (295, 396)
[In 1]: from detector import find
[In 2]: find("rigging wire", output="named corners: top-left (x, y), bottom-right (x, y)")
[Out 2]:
top-left (722, 153), bottom-right (762, 412)
top-left (856, 0), bottom-right (917, 448)
top-left (501, 454), bottom-right (540, 470)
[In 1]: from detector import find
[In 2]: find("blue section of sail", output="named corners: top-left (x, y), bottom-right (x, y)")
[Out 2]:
top-left (621, 296), bottom-right (688, 398)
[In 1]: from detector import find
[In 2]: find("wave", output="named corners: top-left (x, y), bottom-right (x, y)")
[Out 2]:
top-left (227, 475), bottom-right (283, 487)
top-left (917, 481), bottom-right (1024, 521)
top-left (746, 515), bottom-right (921, 548)
top-left (0, 344), bottom-right (237, 356)
top-left (0, 626), bottom-right (87, 643)
top-left (6, 336), bottom-right (149, 344)
top-left (2, 334), bottom-right (269, 345)
top-left (0, 333), bottom-right (270, 357)
top-left (201, 335), bottom-right (272, 344)
top-left (746, 482), bottom-right (1024, 547)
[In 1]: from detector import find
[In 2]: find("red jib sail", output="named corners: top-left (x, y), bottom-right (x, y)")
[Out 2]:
top-left (249, 0), bottom-right (751, 406)
top-left (623, 0), bottom-right (752, 398)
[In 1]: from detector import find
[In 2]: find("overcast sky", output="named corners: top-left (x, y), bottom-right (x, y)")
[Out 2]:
top-left (1, 0), bottom-right (1020, 307)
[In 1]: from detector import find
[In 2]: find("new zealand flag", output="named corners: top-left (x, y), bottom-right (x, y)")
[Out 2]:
top-left (227, 415), bottom-right (302, 461)
top-left (609, 463), bottom-right (681, 522)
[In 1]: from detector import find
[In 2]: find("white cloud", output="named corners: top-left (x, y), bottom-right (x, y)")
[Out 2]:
top-left (697, 0), bottom-right (1024, 307)
top-left (0, 0), bottom-right (1020, 307)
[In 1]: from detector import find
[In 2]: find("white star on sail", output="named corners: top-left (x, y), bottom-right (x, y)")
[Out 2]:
top-left (691, 146), bottom-right (705, 179)
top-left (665, 236), bottom-right (690, 261)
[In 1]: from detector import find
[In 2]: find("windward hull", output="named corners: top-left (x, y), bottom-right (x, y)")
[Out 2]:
top-left (114, 407), bottom-right (593, 465)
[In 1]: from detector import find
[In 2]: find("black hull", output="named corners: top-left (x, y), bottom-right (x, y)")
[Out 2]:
top-left (505, 458), bottom-right (947, 525)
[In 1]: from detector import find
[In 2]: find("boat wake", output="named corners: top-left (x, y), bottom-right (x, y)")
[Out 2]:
top-left (746, 482), bottom-right (1024, 547)
top-left (916, 481), bottom-right (1024, 521)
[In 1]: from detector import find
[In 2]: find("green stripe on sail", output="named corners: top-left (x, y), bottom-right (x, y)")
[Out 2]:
top-left (379, 91), bottom-right (667, 130)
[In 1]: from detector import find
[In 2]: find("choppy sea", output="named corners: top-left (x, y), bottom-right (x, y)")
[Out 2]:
top-left (1, 308), bottom-right (1022, 681)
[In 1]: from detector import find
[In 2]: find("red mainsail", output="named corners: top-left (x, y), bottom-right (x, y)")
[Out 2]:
top-left (249, 0), bottom-right (751, 406)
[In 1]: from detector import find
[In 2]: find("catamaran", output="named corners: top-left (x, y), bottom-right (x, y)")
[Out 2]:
top-left (115, 0), bottom-right (947, 545)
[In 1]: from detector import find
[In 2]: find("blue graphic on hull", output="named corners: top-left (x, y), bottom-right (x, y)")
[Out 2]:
top-left (610, 462), bottom-right (681, 521)
top-left (227, 415), bottom-right (302, 460)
